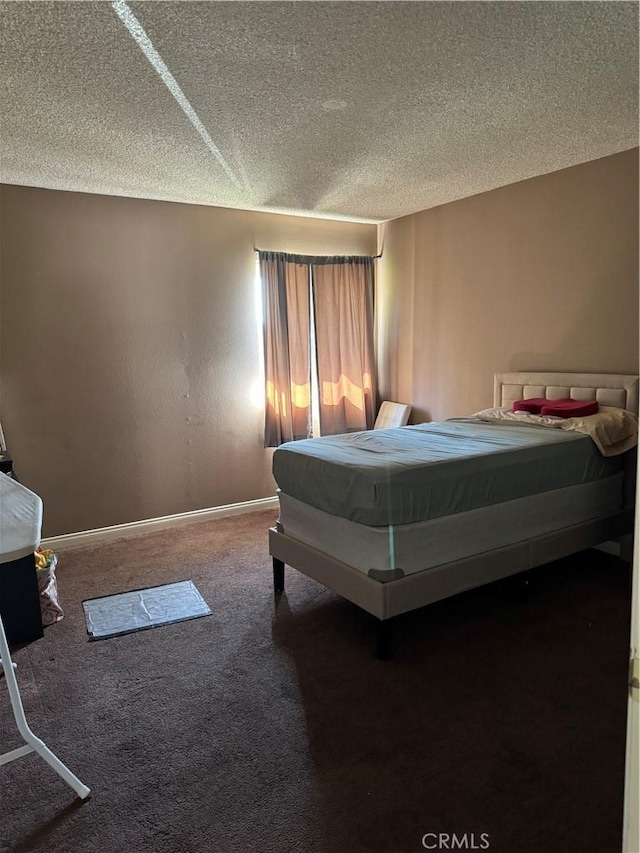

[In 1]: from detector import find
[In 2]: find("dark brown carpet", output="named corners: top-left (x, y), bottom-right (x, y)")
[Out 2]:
top-left (0, 510), bottom-right (631, 853)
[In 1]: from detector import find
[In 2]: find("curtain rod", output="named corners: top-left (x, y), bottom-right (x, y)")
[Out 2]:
top-left (254, 248), bottom-right (382, 258)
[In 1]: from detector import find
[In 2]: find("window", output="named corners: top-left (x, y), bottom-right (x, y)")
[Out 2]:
top-left (258, 251), bottom-right (377, 447)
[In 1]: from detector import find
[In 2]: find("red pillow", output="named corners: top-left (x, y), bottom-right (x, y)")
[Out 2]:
top-left (540, 399), bottom-right (599, 418)
top-left (512, 398), bottom-right (548, 414)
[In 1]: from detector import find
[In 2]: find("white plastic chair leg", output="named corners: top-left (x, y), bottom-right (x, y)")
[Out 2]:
top-left (0, 615), bottom-right (90, 799)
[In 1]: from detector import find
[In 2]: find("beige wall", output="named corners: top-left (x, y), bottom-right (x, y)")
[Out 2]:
top-left (377, 149), bottom-right (639, 423)
top-left (3, 149), bottom-right (637, 536)
top-left (0, 186), bottom-right (376, 535)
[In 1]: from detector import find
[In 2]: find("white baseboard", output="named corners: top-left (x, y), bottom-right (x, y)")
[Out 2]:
top-left (41, 496), bottom-right (279, 551)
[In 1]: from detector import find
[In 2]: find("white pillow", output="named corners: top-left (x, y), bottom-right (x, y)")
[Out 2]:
top-left (562, 406), bottom-right (638, 457)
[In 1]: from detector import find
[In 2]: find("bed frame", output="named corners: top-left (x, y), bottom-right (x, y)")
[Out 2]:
top-left (269, 371), bottom-right (639, 658)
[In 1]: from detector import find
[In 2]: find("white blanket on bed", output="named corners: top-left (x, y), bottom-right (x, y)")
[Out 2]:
top-left (473, 405), bottom-right (638, 457)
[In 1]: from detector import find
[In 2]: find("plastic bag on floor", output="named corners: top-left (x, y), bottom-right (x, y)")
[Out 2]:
top-left (35, 548), bottom-right (64, 626)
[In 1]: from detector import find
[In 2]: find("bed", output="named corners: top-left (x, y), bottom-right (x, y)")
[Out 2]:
top-left (268, 371), bottom-right (639, 657)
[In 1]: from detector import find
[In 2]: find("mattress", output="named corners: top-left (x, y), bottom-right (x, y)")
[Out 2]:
top-left (0, 473), bottom-right (43, 564)
top-left (277, 473), bottom-right (625, 578)
top-left (272, 419), bottom-right (621, 526)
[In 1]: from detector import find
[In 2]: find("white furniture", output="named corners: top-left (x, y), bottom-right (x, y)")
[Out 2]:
top-left (373, 401), bottom-right (411, 429)
top-left (270, 371), bottom-right (639, 657)
top-left (0, 616), bottom-right (90, 799)
top-left (0, 474), bottom-right (90, 799)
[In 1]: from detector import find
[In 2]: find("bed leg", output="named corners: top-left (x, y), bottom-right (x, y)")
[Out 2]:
top-left (273, 558), bottom-right (285, 594)
top-left (376, 619), bottom-right (392, 660)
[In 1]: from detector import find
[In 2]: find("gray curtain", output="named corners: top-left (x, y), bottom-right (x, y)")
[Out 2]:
top-left (312, 257), bottom-right (377, 435)
top-left (259, 252), bottom-right (311, 447)
top-left (260, 251), bottom-right (377, 445)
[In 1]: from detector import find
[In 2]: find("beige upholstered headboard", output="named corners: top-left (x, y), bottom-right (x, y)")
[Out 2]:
top-left (494, 372), bottom-right (639, 414)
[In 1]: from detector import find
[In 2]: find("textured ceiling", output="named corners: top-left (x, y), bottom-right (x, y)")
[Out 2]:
top-left (1, 1), bottom-right (638, 223)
